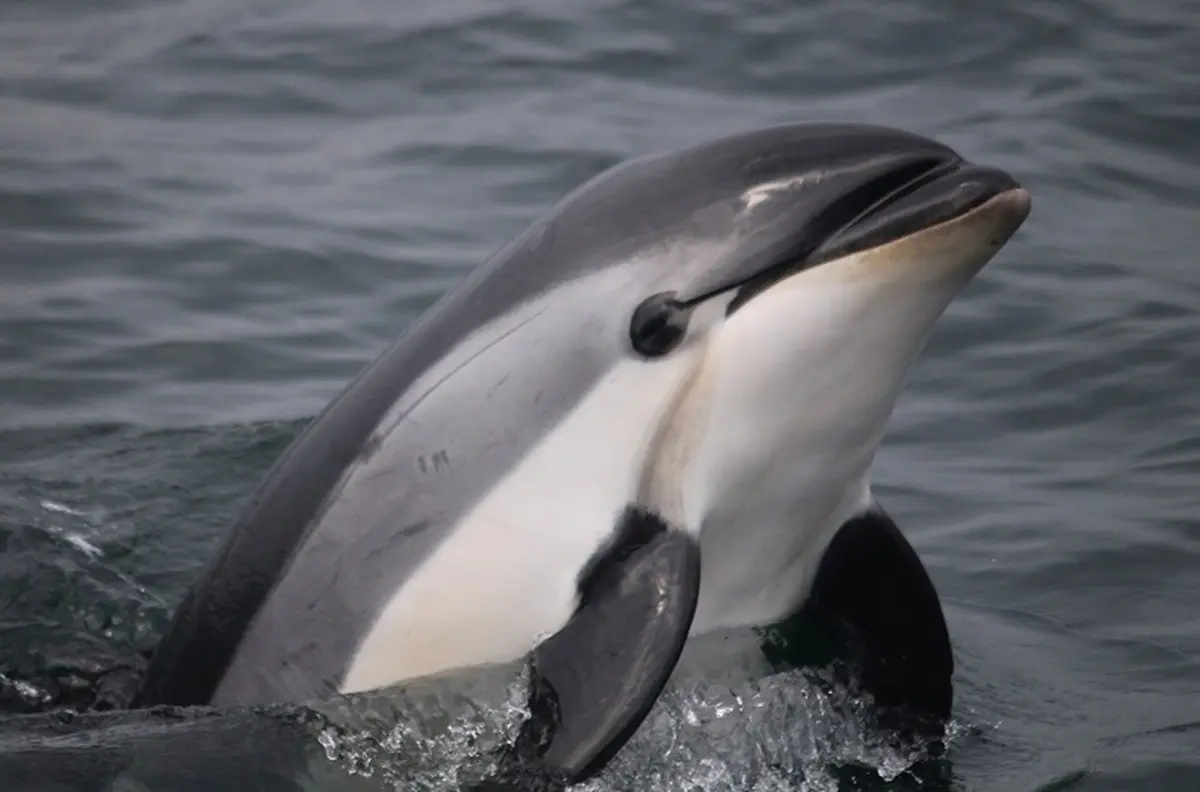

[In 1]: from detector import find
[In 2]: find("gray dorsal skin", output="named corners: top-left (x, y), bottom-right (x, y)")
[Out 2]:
top-left (126, 121), bottom-right (1031, 786)
top-left (135, 122), bottom-right (966, 709)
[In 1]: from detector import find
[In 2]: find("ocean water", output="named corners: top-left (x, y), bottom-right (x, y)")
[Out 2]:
top-left (1, 0), bottom-right (1198, 790)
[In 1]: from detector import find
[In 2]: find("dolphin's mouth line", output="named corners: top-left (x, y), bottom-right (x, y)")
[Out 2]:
top-left (809, 160), bottom-right (1017, 265)
top-left (717, 156), bottom-right (1018, 313)
top-left (822, 157), bottom-right (961, 249)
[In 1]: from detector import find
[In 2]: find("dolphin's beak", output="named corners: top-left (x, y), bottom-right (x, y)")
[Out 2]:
top-left (671, 128), bottom-right (1030, 308)
top-left (809, 160), bottom-right (1031, 268)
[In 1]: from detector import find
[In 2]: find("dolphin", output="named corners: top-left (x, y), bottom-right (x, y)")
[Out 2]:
top-left (131, 122), bottom-right (1031, 787)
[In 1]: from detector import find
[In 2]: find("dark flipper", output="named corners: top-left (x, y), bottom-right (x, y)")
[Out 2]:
top-left (761, 505), bottom-right (953, 738)
top-left (470, 507), bottom-right (701, 791)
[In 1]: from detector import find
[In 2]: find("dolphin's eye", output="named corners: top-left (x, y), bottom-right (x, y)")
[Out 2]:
top-left (630, 292), bottom-right (690, 358)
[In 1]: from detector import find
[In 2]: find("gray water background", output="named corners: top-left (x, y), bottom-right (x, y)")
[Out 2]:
top-left (1, 0), bottom-right (1199, 789)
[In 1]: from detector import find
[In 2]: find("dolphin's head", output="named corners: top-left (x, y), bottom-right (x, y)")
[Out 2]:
top-left (596, 123), bottom-right (1030, 626)
top-left (612, 123), bottom-right (1030, 363)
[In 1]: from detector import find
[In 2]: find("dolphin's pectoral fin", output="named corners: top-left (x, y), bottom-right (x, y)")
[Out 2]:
top-left (759, 506), bottom-right (953, 740)
top-left (472, 506), bottom-right (701, 790)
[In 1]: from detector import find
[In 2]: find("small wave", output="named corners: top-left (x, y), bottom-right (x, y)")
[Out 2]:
top-left (310, 664), bottom-right (961, 792)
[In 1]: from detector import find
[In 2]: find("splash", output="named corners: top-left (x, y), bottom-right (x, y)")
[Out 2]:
top-left (311, 664), bottom-right (960, 792)
top-left (309, 665), bottom-right (532, 791)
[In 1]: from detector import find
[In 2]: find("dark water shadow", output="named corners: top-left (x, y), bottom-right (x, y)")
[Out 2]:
top-left (0, 704), bottom-right (330, 792)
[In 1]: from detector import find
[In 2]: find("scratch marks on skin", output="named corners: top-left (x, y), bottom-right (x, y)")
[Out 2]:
top-left (416, 450), bottom-right (451, 474)
top-left (741, 174), bottom-right (822, 211)
top-left (358, 307), bottom-right (549, 466)
top-left (488, 374), bottom-right (511, 399)
top-left (308, 566), bottom-right (342, 612)
top-left (395, 520), bottom-right (432, 540)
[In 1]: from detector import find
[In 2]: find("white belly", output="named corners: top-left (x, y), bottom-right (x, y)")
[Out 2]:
top-left (340, 349), bottom-right (702, 694)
